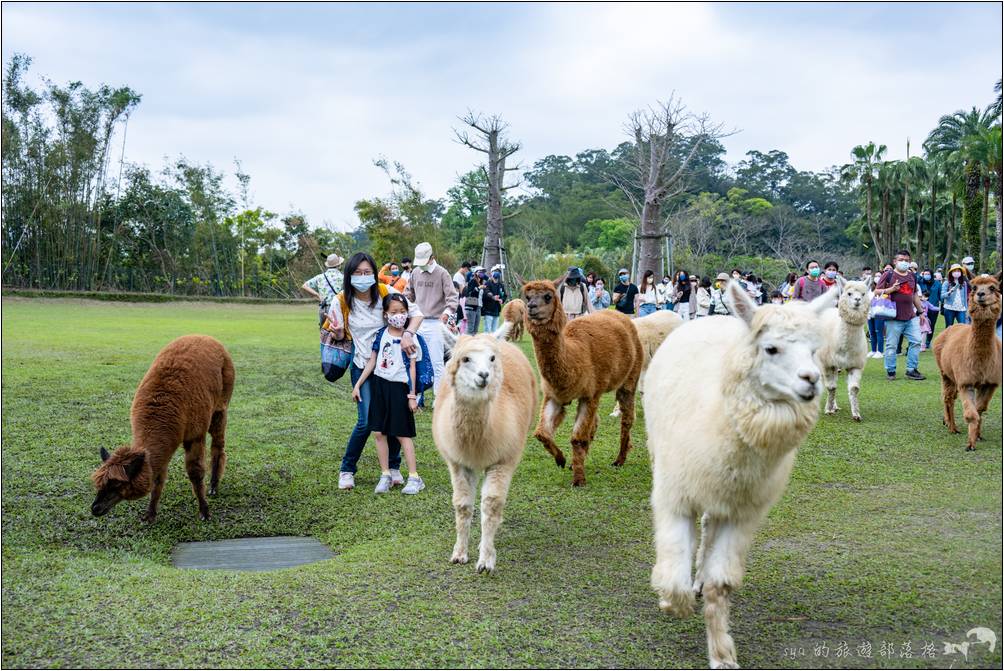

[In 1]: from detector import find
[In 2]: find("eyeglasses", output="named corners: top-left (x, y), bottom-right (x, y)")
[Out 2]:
top-left (352, 269), bottom-right (374, 276)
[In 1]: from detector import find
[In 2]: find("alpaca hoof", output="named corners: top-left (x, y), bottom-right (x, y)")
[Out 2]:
top-left (476, 557), bottom-right (496, 575)
top-left (966, 445), bottom-right (976, 452)
top-left (209, 485), bottom-right (219, 496)
top-left (572, 477), bottom-right (586, 487)
top-left (140, 511), bottom-right (157, 524)
top-left (711, 659), bottom-right (740, 670)
top-left (199, 510), bottom-right (210, 521)
top-left (852, 415), bottom-right (862, 422)
top-left (658, 589), bottom-right (695, 618)
top-left (450, 551), bottom-right (469, 565)
top-left (554, 454), bottom-right (566, 468)
top-left (692, 579), bottom-right (704, 598)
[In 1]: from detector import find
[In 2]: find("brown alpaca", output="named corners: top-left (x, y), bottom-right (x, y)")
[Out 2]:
top-left (932, 274), bottom-right (1003, 451)
top-left (501, 298), bottom-right (527, 342)
top-left (91, 335), bottom-right (236, 522)
top-left (521, 280), bottom-right (644, 486)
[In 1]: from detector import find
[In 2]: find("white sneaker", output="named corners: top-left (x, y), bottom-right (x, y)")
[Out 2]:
top-left (374, 474), bottom-right (393, 494)
top-left (389, 469), bottom-right (405, 487)
top-left (338, 472), bottom-right (355, 490)
top-left (402, 476), bottom-right (425, 495)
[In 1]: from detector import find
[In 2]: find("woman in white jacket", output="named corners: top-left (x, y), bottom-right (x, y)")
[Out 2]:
top-left (695, 276), bottom-right (712, 317)
top-left (655, 275), bottom-right (674, 310)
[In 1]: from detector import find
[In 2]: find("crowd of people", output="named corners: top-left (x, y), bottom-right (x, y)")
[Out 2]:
top-left (302, 243), bottom-right (997, 495)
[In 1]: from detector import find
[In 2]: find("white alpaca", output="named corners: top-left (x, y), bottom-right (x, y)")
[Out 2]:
top-left (645, 282), bottom-right (837, 669)
top-left (431, 323), bottom-right (538, 574)
top-left (610, 309), bottom-right (683, 417)
top-left (818, 280), bottom-right (872, 421)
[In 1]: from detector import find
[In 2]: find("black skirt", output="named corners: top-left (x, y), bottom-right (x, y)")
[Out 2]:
top-left (367, 374), bottom-right (416, 438)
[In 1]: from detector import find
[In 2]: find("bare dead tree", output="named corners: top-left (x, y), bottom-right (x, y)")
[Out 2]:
top-left (608, 95), bottom-right (730, 281)
top-left (454, 112), bottom-right (521, 270)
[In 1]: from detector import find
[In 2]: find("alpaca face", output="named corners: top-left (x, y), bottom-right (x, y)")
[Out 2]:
top-left (91, 447), bottom-right (148, 516)
top-left (838, 281), bottom-right (871, 320)
top-left (726, 281), bottom-right (835, 404)
top-left (449, 337), bottom-right (504, 400)
top-left (521, 282), bottom-right (558, 324)
top-left (969, 275), bottom-right (1002, 321)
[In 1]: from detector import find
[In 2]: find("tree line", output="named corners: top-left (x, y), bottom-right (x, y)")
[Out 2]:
top-left (3, 53), bottom-right (1000, 298)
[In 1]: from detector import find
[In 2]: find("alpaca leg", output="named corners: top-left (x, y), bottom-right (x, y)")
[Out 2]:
top-left (693, 513), bottom-right (720, 597)
top-left (823, 367), bottom-right (838, 415)
top-left (942, 376), bottom-right (959, 433)
top-left (208, 409), bottom-right (227, 496)
top-left (961, 386), bottom-right (981, 451)
top-left (704, 584), bottom-right (738, 669)
top-left (142, 465), bottom-right (169, 523)
top-left (184, 438), bottom-right (210, 520)
top-left (447, 461), bottom-right (477, 564)
top-left (613, 387), bottom-right (635, 467)
top-left (569, 397), bottom-right (599, 487)
top-left (534, 398), bottom-right (567, 469)
top-left (651, 508), bottom-right (696, 618)
top-left (477, 463), bottom-right (516, 574)
top-left (847, 368), bottom-right (863, 422)
top-left (975, 384), bottom-right (997, 440)
top-left (701, 519), bottom-right (758, 669)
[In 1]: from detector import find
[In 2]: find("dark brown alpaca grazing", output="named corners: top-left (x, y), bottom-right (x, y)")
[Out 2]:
top-left (521, 280), bottom-right (643, 486)
top-left (933, 273), bottom-right (1003, 451)
top-left (91, 335), bottom-right (235, 522)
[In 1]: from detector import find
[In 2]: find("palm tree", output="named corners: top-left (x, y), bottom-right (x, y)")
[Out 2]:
top-left (925, 107), bottom-right (996, 270)
top-left (841, 142), bottom-right (887, 263)
top-left (968, 124), bottom-right (1003, 269)
top-left (990, 78), bottom-right (1002, 121)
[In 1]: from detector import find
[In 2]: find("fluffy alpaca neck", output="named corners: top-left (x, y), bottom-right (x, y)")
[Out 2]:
top-left (723, 352), bottom-right (818, 454)
top-left (969, 315), bottom-right (998, 356)
top-left (450, 391), bottom-right (494, 444)
top-left (838, 304), bottom-right (869, 328)
top-left (526, 308), bottom-right (573, 388)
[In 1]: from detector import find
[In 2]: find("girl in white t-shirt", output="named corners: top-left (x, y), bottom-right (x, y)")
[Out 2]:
top-left (352, 294), bottom-right (425, 495)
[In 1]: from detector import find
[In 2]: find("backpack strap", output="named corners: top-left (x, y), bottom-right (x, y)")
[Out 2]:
top-left (338, 292), bottom-right (352, 340)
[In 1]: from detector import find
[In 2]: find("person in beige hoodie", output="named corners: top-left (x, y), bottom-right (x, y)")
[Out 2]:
top-left (406, 242), bottom-right (459, 392)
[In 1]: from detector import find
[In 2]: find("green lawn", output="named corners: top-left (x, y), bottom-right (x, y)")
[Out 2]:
top-left (2, 297), bottom-right (1001, 669)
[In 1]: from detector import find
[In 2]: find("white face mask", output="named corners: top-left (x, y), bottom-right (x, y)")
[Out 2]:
top-left (387, 313), bottom-right (408, 329)
top-left (952, 271), bottom-right (962, 279)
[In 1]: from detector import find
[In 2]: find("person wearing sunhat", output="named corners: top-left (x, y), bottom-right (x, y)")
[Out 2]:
top-left (961, 256), bottom-right (976, 277)
top-left (941, 262), bottom-right (970, 327)
top-left (302, 253), bottom-right (345, 325)
top-left (405, 242), bottom-right (459, 393)
top-left (710, 272), bottom-right (732, 315)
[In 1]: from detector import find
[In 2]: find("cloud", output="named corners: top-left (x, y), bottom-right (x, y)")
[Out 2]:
top-left (2, 2), bottom-right (1000, 232)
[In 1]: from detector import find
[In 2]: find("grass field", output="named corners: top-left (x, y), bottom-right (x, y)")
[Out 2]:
top-left (2, 297), bottom-right (1001, 669)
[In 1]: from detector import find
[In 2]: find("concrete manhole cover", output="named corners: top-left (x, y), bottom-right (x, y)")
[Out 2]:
top-left (171, 536), bottom-right (335, 571)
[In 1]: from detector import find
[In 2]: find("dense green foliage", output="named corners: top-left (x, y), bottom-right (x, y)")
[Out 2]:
top-left (2, 298), bottom-right (1001, 668)
top-left (2, 53), bottom-right (1000, 297)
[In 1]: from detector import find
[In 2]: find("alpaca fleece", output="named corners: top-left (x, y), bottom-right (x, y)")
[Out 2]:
top-left (933, 273), bottom-right (1002, 451)
top-left (91, 335), bottom-right (235, 522)
top-left (522, 280), bottom-right (643, 486)
top-left (432, 327), bottom-right (538, 573)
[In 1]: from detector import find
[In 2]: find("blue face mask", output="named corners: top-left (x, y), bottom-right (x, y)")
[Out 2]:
top-left (391, 269), bottom-right (400, 277)
top-left (350, 275), bottom-right (376, 291)
top-left (618, 274), bottom-right (628, 283)
top-left (492, 272), bottom-right (501, 280)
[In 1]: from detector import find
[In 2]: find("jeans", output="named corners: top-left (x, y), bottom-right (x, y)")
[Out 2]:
top-left (638, 302), bottom-right (658, 317)
top-left (418, 320), bottom-right (447, 395)
top-left (884, 317), bottom-right (921, 374)
top-left (925, 308), bottom-right (940, 347)
top-left (868, 317), bottom-right (884, 353)
top-left (483, 313), bottom-right (500, 333)
top-left (340, 365), bottom-right (401, 474)
top-left (943, 308), bottom-right (968, 327)
top-left (665, 302), bottom-right (674, 311)
top-left (464, 307), bottom-right (480, 335)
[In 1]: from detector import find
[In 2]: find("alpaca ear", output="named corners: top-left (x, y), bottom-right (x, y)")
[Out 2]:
top-left (100, 447), bottom-right (111, 462)
top-left (864, 275), bottom-right (875, 290)
top-left (493, 321), bottom-right (513, 341)
top-left (809, 286), bottom-right (839, 315)
top-left (725, 280), bottom-right (757, 326)
top-left (125, 453), bottom-right (145, 479)
top-left (440, 322), bottom-right (458, 353)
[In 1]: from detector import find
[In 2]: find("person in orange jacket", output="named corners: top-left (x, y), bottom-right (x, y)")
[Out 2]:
top-left (379, 261), bottom-right (408, 291)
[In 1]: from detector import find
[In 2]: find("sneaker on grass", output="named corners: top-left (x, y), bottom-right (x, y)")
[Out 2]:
top-left (338, 472), bottom-right (355, 490)
top-left (887, 371), bottom-right (897, 381)
top-left (374, 474), bottom-right (393, 494)
top-left (389, 469), bottom-right (405, 487)
top-left (905, 369), bottom-right (926, 381)
top-left (402, 476), bottom-right (425, 495)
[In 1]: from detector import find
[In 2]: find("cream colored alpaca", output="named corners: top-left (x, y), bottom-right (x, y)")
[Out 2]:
top-left (611, 309), bottom-right (683, 417)
top-left (645, 282), bottom-right (836, 669)
top-left (432, 323), bottom-right (538, 574)
top-left (819, 280), bottom-right (872, 421)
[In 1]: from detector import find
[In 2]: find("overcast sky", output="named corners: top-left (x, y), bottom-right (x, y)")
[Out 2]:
top-left (3, 2), bottom-right (1001, 231)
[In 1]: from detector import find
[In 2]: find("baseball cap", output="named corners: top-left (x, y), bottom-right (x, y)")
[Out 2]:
top-left (414, 242), bottom-right (433, 266)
